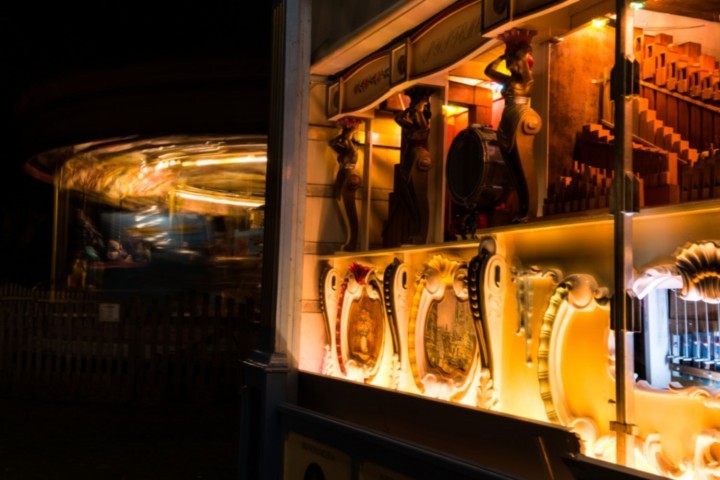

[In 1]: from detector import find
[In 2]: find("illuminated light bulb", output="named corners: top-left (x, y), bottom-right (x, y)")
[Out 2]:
top-left (592, 17), bottom-right (608, 28)
top-left (629, 1), bottom-right (645, 10)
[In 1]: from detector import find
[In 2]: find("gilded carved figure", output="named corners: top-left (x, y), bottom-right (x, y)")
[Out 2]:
top-left (485, 28), bottom-right (542, 222)
top-left (384, 87), bottom-right (434, 247)
top-left (329, 117), bottom-right (363, 251)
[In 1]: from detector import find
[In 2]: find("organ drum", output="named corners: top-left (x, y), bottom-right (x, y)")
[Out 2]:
top-left (445, 125), bottom-right (516, 234)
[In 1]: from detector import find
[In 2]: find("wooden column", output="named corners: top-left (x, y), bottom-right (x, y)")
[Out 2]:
top-left (361, 119), bottom-right (373, 251)
top-left (240, 0), bottom-right (311, 478)
top-left (532, 40), bottom-right (551, 217)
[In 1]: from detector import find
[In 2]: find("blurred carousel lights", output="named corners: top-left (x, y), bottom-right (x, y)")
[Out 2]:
top-left (486, 82), bottom-right (504, 94)
top-left (174, 188), bottom-right (265, 208)
top-left (149, 154), bottom-right (267, 172)
top-left (181, 155), bottom-right (267, 168)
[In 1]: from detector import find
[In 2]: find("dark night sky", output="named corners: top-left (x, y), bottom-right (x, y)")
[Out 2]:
top-left (0, 0), bottom-right (272, 285)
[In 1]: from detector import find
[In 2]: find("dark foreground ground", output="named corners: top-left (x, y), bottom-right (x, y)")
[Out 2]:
top-left (0, 395), bottom-right (241, 480)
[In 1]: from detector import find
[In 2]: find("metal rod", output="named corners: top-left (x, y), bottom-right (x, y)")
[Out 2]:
top-left (706, 302), bottom-right (712, 364)
top-left (695, 301), bottom-right (701, 361)
top-left (716, 303), bottom-right (720, 365)
top-left (361, 119), bottom-right (373, 251)
top-left (703, 302), bottom-right (713, 370)
top-left (673, 290), bottom-right (680, 358)
top-left (612, 0), bottom-right (636, 466)
top-left (683, 298), bottom-right (689, 359)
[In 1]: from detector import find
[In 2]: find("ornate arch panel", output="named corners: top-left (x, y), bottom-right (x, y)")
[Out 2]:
top-left (321, 262), bottom-right (400, 385)
top-left (409, 255), bottom-right (480, 401)
top-left (537, 273), bottom-right (611, 427)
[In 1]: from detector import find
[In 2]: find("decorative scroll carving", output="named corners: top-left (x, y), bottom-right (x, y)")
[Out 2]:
top-left (321, 345), bottom-right (334, 376)
top-left (384, 87), bottom-right (433, 247)
top-left (334, 266), bottom-right (352, 376)
top-left (513, 265), bottom-right (561, 366)
top-left (693, 430), bottom-right (720, 479)
top-left (537, 282), bottom-right (569, 424)
top-left (476, 368), bottom-right (497, 410)
top-left (409, 255), bottom-right (478, 401)
top-left (632, 265), bottom-right (682, 300)
top-left (643, 433), bottom-right (688, 478)
top-left (319, 263), bottom-right (339, 375)
top-left (636, 380), bottom-right (720, 409)
top-left (383, 259), bottom-right (406, 359)
top-left (637, 429), bottom-right (720, 478)
top-left (675, 240), bottom-right (720, 303)
top-left (537, 274), bottom-right (610, 425)
top-left (485, 28), bottom-right (541, 222)
top-left (468, 241), bottom-right (494, 372)
top-left (468, 237), bottom-right (506, 409)
top-left (329, 117), bottom-right (363, 251)
top-left (669, 382), bottom-right (720, 408)
top-left (383, 258), bottom-right (408, 389)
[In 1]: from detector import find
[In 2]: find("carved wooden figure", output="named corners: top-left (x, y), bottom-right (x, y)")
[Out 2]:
top-left (485, 28), bottom-right (542, 222)
top-left (384, 87), bottom-right (434, 247)
top-left (329, 117), bottom-right (363, 251)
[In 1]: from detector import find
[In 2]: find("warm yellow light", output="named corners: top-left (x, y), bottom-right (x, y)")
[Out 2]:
top-left (153, 159), bottom-right (181, 171)
top-left (592, 17), bottom-right (608, 28)
top-left (151, 155), bottom-right (267, 171)
top-left (448, 75), bottom-right (485, 87)
top-left (181, 155), bottom-right (267, 168)
top-left (175, 189), bottom-right (264, 207)
top-left (442, 105), bottom-right (469, 116)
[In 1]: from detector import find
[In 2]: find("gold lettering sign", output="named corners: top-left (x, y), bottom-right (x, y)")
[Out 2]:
top-left (410, 0), bottom-right (486, 78)
top-left (342, 55), bottom-right (391, 112)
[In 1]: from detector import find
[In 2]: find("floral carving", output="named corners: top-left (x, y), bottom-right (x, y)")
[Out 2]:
top-left (476, 368), bottom-right (498, 410)
top-left (349, 262), bottom-right (372, 285)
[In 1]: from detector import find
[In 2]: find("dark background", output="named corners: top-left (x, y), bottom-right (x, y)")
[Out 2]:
top-left (0, 4), bottom-right (272, 479)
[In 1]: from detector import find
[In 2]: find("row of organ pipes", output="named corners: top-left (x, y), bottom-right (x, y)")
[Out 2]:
top-left (549, 27), bottom-right (720, 216)
top-left (668, 291), bottom-right (720, 379)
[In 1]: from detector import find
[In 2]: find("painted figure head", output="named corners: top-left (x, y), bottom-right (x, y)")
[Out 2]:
top-left (498, 28), bottom-right (537, 70)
